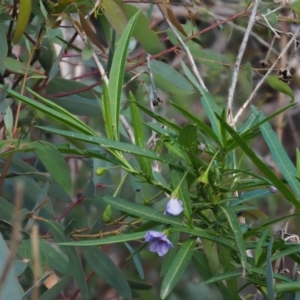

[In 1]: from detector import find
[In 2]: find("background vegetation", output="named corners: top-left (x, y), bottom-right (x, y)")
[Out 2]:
top-left (1, 0), bottom-right (300, 299)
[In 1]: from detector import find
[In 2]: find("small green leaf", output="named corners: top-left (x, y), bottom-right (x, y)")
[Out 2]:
top-left (160, 238), bottom-right (195, 299)
top-left (2, 57), bottom-right (45, 76)
top-left (266, 75), bottom-right (294, 102)
top-left (33, 141), bottom-right (73, 195)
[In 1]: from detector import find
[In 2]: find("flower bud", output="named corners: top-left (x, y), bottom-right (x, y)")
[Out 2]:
top-left (95, 167), bottom-right (107, 176)
top-left (102, 205), bottom-right (113, 223)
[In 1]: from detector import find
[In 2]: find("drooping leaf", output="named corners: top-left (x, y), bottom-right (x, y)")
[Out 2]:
top-left (266, 75), bottom-right (294, 102)
top-left (124, 4), bottom-right (162, 54)
top-left (33, 141), bottom-right (73, 195)
top-left (82, 247), bottom-right (131, 299)
top-left (149, 60), bottom-right (195, 96)
top-left (101, 0), bottom-right (128, 36)
top-left (12, 0), bottom-right (32, 44)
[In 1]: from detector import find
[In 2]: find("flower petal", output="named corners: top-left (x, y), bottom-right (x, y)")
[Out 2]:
top-left (165, 198), bottom-right (183, 216)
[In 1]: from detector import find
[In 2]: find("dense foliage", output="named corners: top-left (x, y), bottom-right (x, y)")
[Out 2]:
top-left (1, 0), bottom-right (300, 299)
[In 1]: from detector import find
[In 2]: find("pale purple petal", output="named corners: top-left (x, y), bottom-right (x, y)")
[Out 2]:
top-left (165, 198), bottom-right (183, 216)
top-left (144, 231), bottom-right (174, 256)
top-left (144, 231), bottom-right (165, 242)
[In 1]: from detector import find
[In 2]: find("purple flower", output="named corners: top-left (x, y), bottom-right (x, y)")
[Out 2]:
top-left (164, 197), bottom-right (183, 216)
top-left (144, 231), bottom-right (173, 256)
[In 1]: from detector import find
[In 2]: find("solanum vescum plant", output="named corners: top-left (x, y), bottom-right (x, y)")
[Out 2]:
top-left (1, 0), bottom-right (300, 299)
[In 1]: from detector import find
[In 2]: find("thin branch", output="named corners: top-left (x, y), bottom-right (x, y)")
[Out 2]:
top-left (227, 0), bottom-right (260, 126)
top-left (234, 25), bottom-right (300, 124)
top-left (164, 12), bottom-right (207, 91)
top-left (120, 115), bottom-right (135, 144)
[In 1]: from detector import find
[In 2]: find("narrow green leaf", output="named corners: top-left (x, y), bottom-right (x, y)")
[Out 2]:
top-left (173, 227), bottom-right (235, 250)
top-left (270, 244), bottom-right (300, 262)
top-left (220, 206), bottom-right (247, 271)
top-left (201, 271), bottom-right (241, 286)
top-left (266, 237), bottom-right (275, 300)
top-left (103, 195), bottom-right (183, 226)
top-left (255, 230), bottom-right (268, 266)
top-left (125, 242), bottom-right (144, 279)
top-left (170, 100), bottom-right (220, 145)
top-left (59, 231), bottom-right (147, 247)
top-left (21, 273), bottom-right (51, 300)
top-left (266, 75), bottom-right (294, 102)
top-left (258, 109), bottom-right (300, 198)
top-left (160, 238), bottom-right (195, 299)
top-left (33, 141), bottom-right (73, 195)
top-left (181, 60), bottom-right (221, 141)
top-left (178, 124), bottom-right (198, 154)
top-left (36, 126), bottom-right (169, 163)
top-left (169, 156), bottom-right (192, 221)
top-left (193, 252), bottom-right (234, 300)
top-left (160, 232), bottom-right (179, 277)
top-left (45, 220), bottom-right (89, 298)
top-left (39, 275), bottom-right (72, 300)
top-left (216, 114), bottom-right (300, 210)
top-left (101, 81), bottom-right (114, 140)
top-left (275, 281), bottom-right (300, 293)
top-left (0, 25), bottom-right (8, 64)
top-left (129, 92), bottom-right (152, 176)
top-left (131, 101), bottom-right (181, 132)
top-left (108, 11), bottom-right (140, 140)
top-left (0, 85), bottom-right (96, 136)
top-left (297, 149), bottom-right (300, 178)
top-left (27, 88), bottom-right (97, 136)
top-left (82, 247), bottom-right (131, 299)
top-left (150, 60), bottom-right (195, 96)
